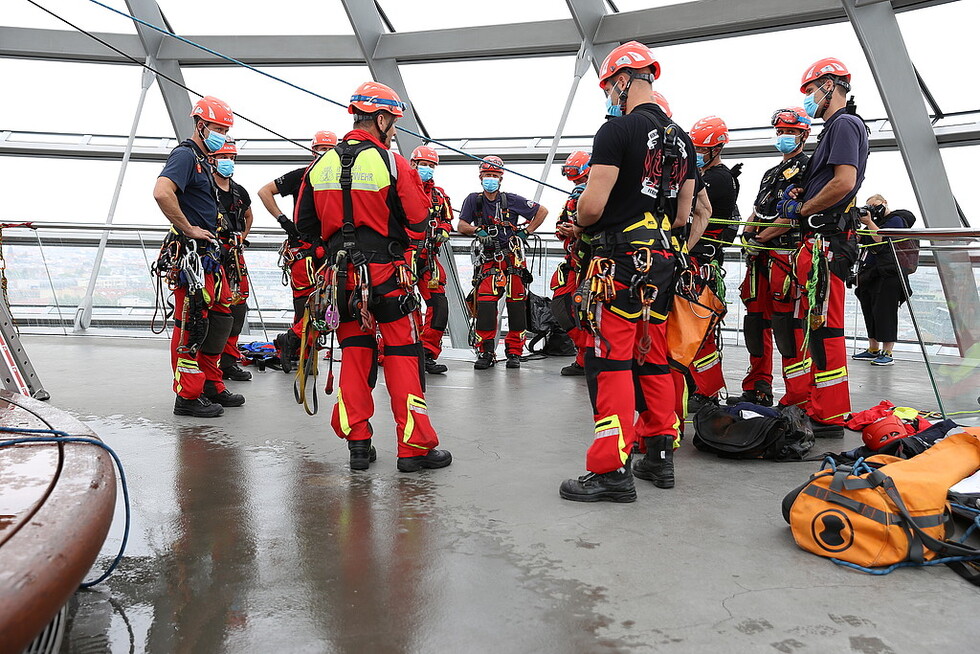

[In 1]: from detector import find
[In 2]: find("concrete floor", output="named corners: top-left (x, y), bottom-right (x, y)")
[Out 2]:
top-left (20, 334), bottom-right (979, 654)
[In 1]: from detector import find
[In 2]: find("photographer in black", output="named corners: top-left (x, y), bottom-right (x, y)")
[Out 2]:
top-left (852, 194), bottom-right (917, 366)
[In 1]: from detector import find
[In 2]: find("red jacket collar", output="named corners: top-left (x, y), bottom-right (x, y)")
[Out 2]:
top-left (342, 129), bottom-right (388, 150)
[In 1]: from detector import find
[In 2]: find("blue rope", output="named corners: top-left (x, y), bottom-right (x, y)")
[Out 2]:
top-left (85, 0), bottom-right (574, 195)
top-left (0, 427), bottom-right (130, 589)
top-left (831, 554), bottom-right (980, 575)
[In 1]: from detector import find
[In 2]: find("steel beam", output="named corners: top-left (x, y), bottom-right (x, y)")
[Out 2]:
top-left (124, 0), bottom-right (192, 137)
top-left (0, 1), bottom-right (954, 68)
top-left (565, 0), bottom-right (616, 75)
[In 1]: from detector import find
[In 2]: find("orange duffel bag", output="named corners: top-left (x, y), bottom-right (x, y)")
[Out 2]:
top-left (666, 284), bottom-right (725, 369)
top-left (781, 429), bottom-right (980, 569)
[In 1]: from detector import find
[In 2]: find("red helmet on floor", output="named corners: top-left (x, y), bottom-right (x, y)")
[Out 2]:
top-left (800, 58), bottom-right (851, 93)
top-left (212, 139), bottom-right (237, 156)
top-left (652, 91), bottom-right (672, 117)
top-left (862, 414), bottom-right (907, 451)
top-left (690, 116), bottom-right (729, 148)
top-left (191, 96), bottom-right (234, 128)
top-left (561, 151), bottom-right (591, 182)
top-left (480, 156), bottom-right (504, 176)
top-left (771, 107), bottom-right (811, 134)
top-left (311, 130), bottom-right (337, 148)
top-left (411, 145), bottom-right (439, 165)
top-left (349, 81), bottom-right (406, 117)
top-left (598, 41), bottom-right (661, 89)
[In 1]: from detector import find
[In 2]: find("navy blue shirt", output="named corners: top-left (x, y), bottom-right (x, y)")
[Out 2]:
top-left (159, 140), bottom-right (218, 232)
top-left (459, 191), bottom-right (539, 247)
top-left (802, 109), bottom-right (869, 215)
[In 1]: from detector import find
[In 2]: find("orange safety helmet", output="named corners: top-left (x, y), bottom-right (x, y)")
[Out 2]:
top-left (349, 81), bottom-right (406, 117)
top-left (191, 95), bottom-right (234, 128)
top-left (862, 414), bottom-right (908, 451)
top-left (411, 145), bottom-right (439, 165)
top-left (561, 151), bottom-right (591, 182)
top-left (689, 116), bottom-right (729, 148)
top-left (651, 90), bottom-right (672, 117)
top-left (800, 57), bottom-right (851, 93)
top-left (479, 155), bottom-right (504, 176)
top-left (212, 139), bottom-right (237, 157)
top-left (598, 41), bottom-right (661, 89)
top-left (311, 130), bottom-right (337, 149)
top-left (771, 107), bottom-right (811, 134)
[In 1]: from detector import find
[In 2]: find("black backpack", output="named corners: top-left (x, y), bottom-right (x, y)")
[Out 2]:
top-left (693, 403), bottom-right (815, 461)
top-left (525, 292), bottom-right (576, 357)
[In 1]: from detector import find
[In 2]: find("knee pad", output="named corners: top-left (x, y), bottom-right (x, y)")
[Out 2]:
top-left (742, 313), bottom-right (768, 358)
top-left (809, 329), bottom-right (828, 371)
top-left (229, 302), bottom-right (248, 339)
top-left (506, 300), bottom-right (528, 332)
top-left (475, 300), bottom-right (498, 332)
top-left (340, 334), bottom-right (380, 388)
top-left (426, 294), bottom-right (449, 331)
top-left (201, 311), bottom-right (233, 355)
top-left (293, 295), bottom-right (308, 321)
top-left (771, 313), bottom-right (798, 359)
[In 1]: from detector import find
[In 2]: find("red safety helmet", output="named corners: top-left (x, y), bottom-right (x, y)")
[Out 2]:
top-left (480, 155), bottom-right (504, 176)
top-left (771, 107), bottom-right (811, 134)
top-left (411, 145), bottom-right (439, 165)
top-left (598, 41), bottom-right (661, 89)
top-left (652, 90), bottom-right (672, 118)
top-left (862, 414), bottom-right (908, 451)
top-left (311, 130), bottom-right (337, 149)
top-left (561, 151), bottom-right (591, 182)
top-left (800, 57), bottom-right (851, 94)
top-left (689, 116), bottom-right (729, 148)
top-left (349, 81), bottom-right (406, 117)
top-left (191, 95), bottom-right (234, 128)
top-left (212, 139), bottom-right (237, 157)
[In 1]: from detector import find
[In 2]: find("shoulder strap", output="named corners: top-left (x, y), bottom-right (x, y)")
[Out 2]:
top-left (336, 140), bottom-right (382, 265)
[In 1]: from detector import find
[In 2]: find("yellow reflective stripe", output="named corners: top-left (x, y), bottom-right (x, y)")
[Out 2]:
top-left (337, 388), bottom-right (352, 435)
top-left (784, 357), bottom-right (812, 374)
top-left (814, 366), bottom-right (847, 383)
top-left (593, 415), bottom-right (628, 466)
top-left (402, 394), bottom-right (428, 449)
top-left (608, 305), bottom-right (642, 319)
top-left (309, 142), bottom-right (392, 193)
top-left (693, 350), bottom-right (721, 368)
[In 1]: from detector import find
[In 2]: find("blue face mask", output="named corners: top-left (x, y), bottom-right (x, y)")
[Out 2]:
top-left (773, 135), bottom-right (799, 154)
top-left (201, 126), bottom-right (227, 153)
top-left (417, 165), bottom-right (434, 182)
top-left (482, 177), bottom-right (500, 193)
top-left (803, 93), bottom-right (820, 119)
top-left (215, 158), bottom-right (235, 177)
top-left (605, 97), bottom-right (623, 118)
top-left (695, 153), bottom-right (706, 169)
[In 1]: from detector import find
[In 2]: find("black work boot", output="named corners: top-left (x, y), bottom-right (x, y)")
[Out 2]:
top-left (474, 345), bottom-right (495, 370)
top-left (424, 351), bottom-right (448, 375)
top-left (809, 417), bottom-right (844, 439)
top-left (204, 381), bottom-right (245, 407)
top-left (559, 467), bottom-right (636, 503)
top-left (348, 439), bottom-right (378, 471)
top-left (725, 381), bottom-right (773, 407)
top-left (397, 449), bottom-right (453, 472)
top-left (561, 361), bottom-right (586, 376)
top-left (632, 435), bottom-right (675, 489)
top-left (275, 331), bottom-right (299, 374)
top-left (221, 364), bottom-right (252, 381)
top-left (174, 394), bottom-right (224, 418)
top-left (505, 353), bottom-right (521, 369)
top-left (687, 393), bottom-right (718, 415)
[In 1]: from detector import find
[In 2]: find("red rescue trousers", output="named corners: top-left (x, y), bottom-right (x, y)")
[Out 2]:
top-left (289, 255), bottom-right (317, 339)
top-left (473, 253), bottom-right (528, 356)
top-left (171, 268), bottom-right (233, 399)
top-left (330, 261), bottom-right (440, 457)
top-left (221, 256), bottom-right (251, 366)
top-left (413, 252), bottom-right (448, 359)
top-left (794, 237), bottom-right (851, 424)
top-left (739, 252), bottom-right (774, 392)
top-left (551, 262), bottom-right (589, 366)
top-left (768, 247), bottom-right (812, 407)
top-left (584, 249), bottom-right (678, 474)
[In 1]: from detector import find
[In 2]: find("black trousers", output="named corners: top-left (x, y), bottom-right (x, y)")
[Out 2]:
top-left (855, 267), bottom-right (906, 344)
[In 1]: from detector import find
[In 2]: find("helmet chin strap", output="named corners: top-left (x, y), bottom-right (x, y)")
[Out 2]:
top-left (815, 80), bottom-right (835, 119)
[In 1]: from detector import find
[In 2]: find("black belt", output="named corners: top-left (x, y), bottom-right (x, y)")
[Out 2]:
top-left (590, 226), bottom-right (669, 251)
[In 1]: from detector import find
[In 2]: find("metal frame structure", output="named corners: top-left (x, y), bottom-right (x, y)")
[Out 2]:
top-left (0, 0), bottom-right (976, 348)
